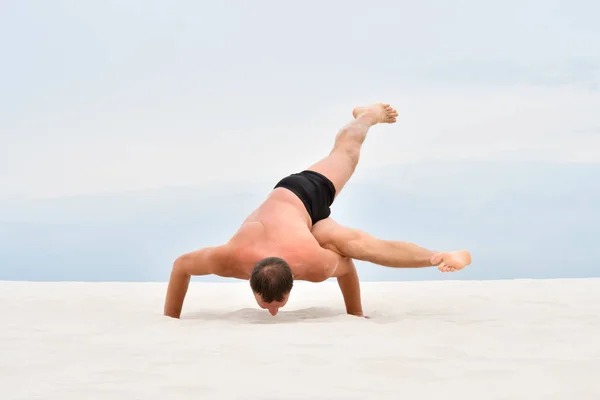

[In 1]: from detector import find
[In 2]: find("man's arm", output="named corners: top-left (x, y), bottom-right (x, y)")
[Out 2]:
top-left (333, 257), bottom-right (364, 317)
top-left (163, 246), bottom-right (229, 319)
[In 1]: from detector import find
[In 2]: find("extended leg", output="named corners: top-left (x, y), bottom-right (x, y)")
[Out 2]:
top-left (308, 103), bottom-right (398, 197)
top-left (312, 218), bottom-right (472, 272)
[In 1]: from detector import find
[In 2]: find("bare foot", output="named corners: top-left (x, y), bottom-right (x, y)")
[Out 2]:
top-left (352, 103), bottom-right (398, 125)
top-left (431, 250), bottom-right (472, 273)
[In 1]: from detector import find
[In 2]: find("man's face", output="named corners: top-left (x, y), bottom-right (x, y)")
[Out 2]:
top-left (253, 292), bottom-right (290, 316)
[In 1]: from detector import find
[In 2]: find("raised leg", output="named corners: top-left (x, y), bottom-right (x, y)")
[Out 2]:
top-left (307, 103), bottom-right (398, 197)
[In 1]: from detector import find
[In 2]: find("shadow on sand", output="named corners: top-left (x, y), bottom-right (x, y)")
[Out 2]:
top-left (182, 307), bottom-right (349, 324)
top-left (182, 307), bottom-right (404, 324)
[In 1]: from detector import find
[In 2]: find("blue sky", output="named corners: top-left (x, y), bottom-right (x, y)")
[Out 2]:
top-left (1, 0), bottom-right (599, 282)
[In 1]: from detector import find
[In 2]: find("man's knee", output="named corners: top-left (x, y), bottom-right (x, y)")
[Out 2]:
top-left (331, 144), bottom-right (360, 168)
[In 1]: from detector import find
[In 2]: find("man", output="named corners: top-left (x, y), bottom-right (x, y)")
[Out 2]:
top-left (164, 103), bottom-right (471, 319)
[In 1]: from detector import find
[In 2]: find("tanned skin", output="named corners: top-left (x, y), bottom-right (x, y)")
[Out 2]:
top-left (164, 103), bottom-right (472, 319)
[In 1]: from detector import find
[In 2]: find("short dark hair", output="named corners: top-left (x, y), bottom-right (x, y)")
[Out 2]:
top-left (249, 257), bottom-right (293, 303)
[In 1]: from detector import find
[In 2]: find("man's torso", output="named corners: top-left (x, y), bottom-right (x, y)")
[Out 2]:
top-left (215, 188), bottom-right (340, 281)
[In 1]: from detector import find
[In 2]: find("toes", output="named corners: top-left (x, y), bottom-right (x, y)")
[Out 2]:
top-left (381, 104), bottom-right (398, 118)
top-left (439, 262), bottom-right (455, 273)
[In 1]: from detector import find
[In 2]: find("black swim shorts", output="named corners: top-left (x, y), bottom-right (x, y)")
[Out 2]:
top-left (274, 170), bottom-right (336, 225)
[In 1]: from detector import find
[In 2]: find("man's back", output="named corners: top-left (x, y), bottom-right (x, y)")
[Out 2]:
top-left (218, 188), bottom-right (339, 281)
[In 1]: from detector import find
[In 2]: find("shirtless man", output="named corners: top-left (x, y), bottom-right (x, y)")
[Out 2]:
top-left (164, 103), bottom-right (471, 319)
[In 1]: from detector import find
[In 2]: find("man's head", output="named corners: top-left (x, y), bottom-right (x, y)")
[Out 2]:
top-left (250, 257), bottom-right (293, 316)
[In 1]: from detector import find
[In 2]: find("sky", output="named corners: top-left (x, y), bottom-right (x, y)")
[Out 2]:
top-left (1, 0), bottom-right (599, 282)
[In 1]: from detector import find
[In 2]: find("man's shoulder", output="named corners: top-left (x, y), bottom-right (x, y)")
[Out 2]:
top-left (296, 248), bottom-right (341, 282)
top-left (217, 239), bottom-right (271, 279)
top-left (317, 248), bottom-right (343, 278)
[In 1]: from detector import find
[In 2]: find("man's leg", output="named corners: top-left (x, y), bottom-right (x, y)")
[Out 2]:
top-left (312, 218), bottom-right (472, 272)
top-left (307, 103), bottom-right (398, 197)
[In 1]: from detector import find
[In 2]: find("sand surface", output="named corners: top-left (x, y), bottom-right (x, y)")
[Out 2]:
top-left (1, 279), bottom-right (599, 399)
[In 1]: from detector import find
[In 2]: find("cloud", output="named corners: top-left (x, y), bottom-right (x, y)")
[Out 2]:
top-left (2, 82), bottom-right (599, 199)
top-left (1, 0), bottom-right (599, 199)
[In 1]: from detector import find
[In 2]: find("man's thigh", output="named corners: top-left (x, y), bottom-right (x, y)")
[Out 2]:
top-left (307, 151), bottom-right (356, 198)
top-left (311, 218), bottom-right (361, 254)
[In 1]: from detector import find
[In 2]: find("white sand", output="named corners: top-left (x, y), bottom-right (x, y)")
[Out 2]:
top-left (1, 279), bottom-right (599, 400)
